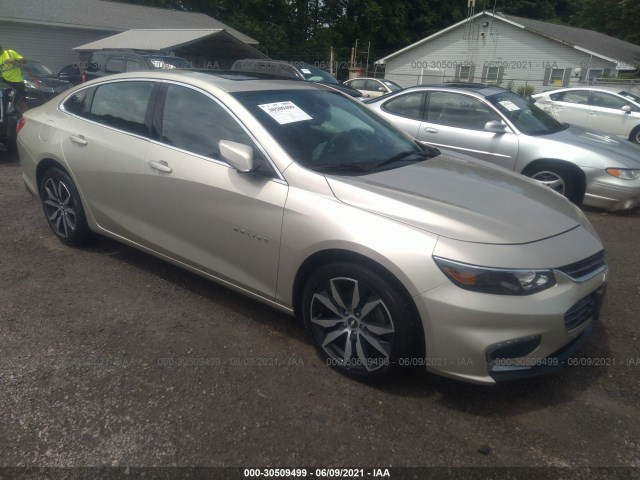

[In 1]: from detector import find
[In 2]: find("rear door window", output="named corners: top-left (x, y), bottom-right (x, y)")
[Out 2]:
top-left (550, 90), bottom-right (590, 105)
top-left (89, 81), bottom-right (154, 136)
top-left (382, 92), bottom-right (426, 120)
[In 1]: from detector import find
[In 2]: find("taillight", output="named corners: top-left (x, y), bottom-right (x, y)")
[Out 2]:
top-left (81, 71), bottom-right (86, 83)
top-left (16, 117), bottom-right (26, 134)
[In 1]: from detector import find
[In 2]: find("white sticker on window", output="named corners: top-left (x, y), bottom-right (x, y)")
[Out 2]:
top-left (300, 68), bottom-right (312, 74)
top-left (498, 100), bottom-right (520, 111)
top-left (258, 101), bottom-right (312, 125)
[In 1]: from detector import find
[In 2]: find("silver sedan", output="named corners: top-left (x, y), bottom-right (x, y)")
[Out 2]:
top-left (367, 84), bottom-right (640, 211)
top-left (18, 71), bottom-right (607, 384)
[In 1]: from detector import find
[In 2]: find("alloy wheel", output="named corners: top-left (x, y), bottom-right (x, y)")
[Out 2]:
top-left (530, 170), bottom-right (566, 194)
top-left (309, 276), bottom-right (395, 372)
top-left (42, 177), bottom-right (77, 238)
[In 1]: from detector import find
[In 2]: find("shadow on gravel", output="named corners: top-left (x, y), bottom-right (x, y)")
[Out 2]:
top-left (77, 232), bottom-right (618, 416)
top-left (75, 234), bottom-right (307, 341)
top-left (49, 195), bottom-right (617, 419)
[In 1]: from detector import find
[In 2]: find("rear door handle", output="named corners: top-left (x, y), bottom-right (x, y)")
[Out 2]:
top-left (69, 135), bottom-right (87, 146)
top-left (147, 160), bottom-right (172, 173)
top-left (425, 127), bottom-right (439, 134)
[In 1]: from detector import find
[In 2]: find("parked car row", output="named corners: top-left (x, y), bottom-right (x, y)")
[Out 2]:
top-left (230, 59), bottom-right (364, 99)
top-left (366, 83), bottom-right (640, 212)
top-left (17, 70), bottom-right (611, 385)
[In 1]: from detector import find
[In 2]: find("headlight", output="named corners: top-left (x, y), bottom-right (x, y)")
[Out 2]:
top-left (606, 168), bottom-right (640, 180)
top-left (433, 257), bottom-right (556, 295)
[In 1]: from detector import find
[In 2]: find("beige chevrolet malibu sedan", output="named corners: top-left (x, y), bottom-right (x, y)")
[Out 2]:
top-left (17, 71), bottom-right (608, 384)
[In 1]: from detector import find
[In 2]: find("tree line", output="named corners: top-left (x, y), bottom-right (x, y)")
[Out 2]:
top-left (122, 0), bottom-right (640, 69)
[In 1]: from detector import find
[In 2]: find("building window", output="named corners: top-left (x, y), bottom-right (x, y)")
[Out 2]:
top-left (550, 69), bottom-right (565, 86)
top-left (454, 64), bottom-right (475, 82)
top-left (587, 69), bottom-right (603, 82)
top-left (481, 65), bottom-right (504, 84)
top-left (486, 66), bottom-right (500, 82)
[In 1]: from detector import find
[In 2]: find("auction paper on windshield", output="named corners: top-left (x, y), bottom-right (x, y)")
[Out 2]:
top-left (259, 101), bottom-right (312, 125)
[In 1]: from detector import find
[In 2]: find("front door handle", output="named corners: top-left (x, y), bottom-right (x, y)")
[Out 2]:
top-left (425, 127), bottom-right (439, 134)
top-left (69, 135), bottom-right (87, 146)
top-left (147, 160), bottom-right (172, 173)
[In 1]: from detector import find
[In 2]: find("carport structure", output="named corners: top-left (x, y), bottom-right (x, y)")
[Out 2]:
top-left (74, 28), bottom-right (267, 69)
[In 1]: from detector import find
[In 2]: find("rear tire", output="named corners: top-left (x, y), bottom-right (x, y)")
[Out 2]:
top-left (39, 168), bottom-right (91, 246)
top-left (302, 262), bottom-right (421, 380)
top-left (630, 126), bottom-right (640, 144)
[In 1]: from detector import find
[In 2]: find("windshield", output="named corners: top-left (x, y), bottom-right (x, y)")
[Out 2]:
top-left (618, 90), bottom-right (640, 104)
top-left (382, 80), bottom-right (403, 92)
top-left (486, 91), bottom-right (566, 135)
top-left (232, 89), bottom-right (437, 174)
top-left (299, 65), bottom-right (340, 85)
top-left (26, 61), bottom-right (54, 75)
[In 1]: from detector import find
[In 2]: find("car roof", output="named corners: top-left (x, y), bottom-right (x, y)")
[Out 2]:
top-left (373, 83), bottom-right (507, 98)
top-left (77, 69), bottom-right (331, 94)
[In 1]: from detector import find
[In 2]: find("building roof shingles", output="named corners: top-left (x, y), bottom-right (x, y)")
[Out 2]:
top-left (0, 0), bottom-right (257, 44)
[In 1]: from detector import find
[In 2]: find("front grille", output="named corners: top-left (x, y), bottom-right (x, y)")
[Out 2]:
top-left (558, 250), bottom-right (606, 281)
top-left (564, 291), bottom-right (599, 331)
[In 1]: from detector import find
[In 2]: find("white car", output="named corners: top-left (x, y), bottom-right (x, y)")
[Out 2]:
top-left (344, 77), bottom-right (403, 98)
top-left (532, 87), bottom-right (640, 144)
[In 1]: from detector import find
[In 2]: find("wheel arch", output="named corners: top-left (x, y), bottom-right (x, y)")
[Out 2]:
top-left (35, 158), bottom-right (71, 195)
top-left (521, 158), bottom-right (587, 202)
top-left (291, 248), bottom-right (426, 357)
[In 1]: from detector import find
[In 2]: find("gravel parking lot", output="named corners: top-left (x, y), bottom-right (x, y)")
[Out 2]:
top-left (1, 152), bottom-right (639, 479)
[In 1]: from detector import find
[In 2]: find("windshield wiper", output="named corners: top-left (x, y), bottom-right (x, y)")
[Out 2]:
top-left (314, 163), bottom-right (372, 174)
top-left (371, 150), bottom-right (433, 170)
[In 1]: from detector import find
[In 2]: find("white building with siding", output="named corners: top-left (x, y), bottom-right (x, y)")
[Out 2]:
top-left (0, 0), bottom-right (258, 72)
top-left (376, 11), bottom-right (640, 92)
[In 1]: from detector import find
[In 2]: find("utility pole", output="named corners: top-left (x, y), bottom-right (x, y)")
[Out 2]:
top-left (353, 39), bottom-right (359, 67)
top-left (329, 47), bottom-right (335, 76)
top-left (365, 41), bottom-right (371, 76)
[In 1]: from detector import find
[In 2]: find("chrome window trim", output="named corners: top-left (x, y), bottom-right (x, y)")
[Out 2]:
top-left (159, 79), bottom-right (286, 183)
top-left (57, 78), bottom-right (286, 184)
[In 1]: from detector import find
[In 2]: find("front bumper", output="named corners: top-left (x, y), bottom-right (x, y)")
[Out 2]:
top-left (583, 168), bottom-right (640, 211)
top-left (415, 228), bottom-right (607, 384)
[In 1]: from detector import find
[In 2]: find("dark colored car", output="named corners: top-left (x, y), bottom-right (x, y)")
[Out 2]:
top-left (83, 50), bottom-right (193, 81)
top-left (0, 80), bottom-right (19, 153)
top-left (230, 59), bottom-right (364, 99)
top-left (22, 60), bottom-right (73, 108)
top-left (58, 64), bottom-right (84, 86)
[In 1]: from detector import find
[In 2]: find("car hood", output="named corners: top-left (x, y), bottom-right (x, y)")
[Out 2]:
top-left (24, 74), bottom-right (69, 88)
top-left (325, 153), bottom-right (581, 244)
top-left (543, 125), bottom-right (640, 167)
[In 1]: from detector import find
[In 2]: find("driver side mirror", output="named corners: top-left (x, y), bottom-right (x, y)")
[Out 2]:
top-left (622, 105), bottom-right (631, 114)
top-left (219, 140), bottom-right (255, 173)
top-left (484, 120), bottom-right (508, 133)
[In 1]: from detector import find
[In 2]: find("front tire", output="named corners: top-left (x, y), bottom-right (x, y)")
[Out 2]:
top-left (39, 168), bottom-right (91, 246)
top-left (302, 262), bottom-right (420, 380)
top-left (524, 162), bottom-right (581, 204)
top-left (630, 125), bottom-right (640, 144)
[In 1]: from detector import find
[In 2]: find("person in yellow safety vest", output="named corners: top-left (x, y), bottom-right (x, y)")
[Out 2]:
top-left (0, 45), bottom-right (29, 114)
